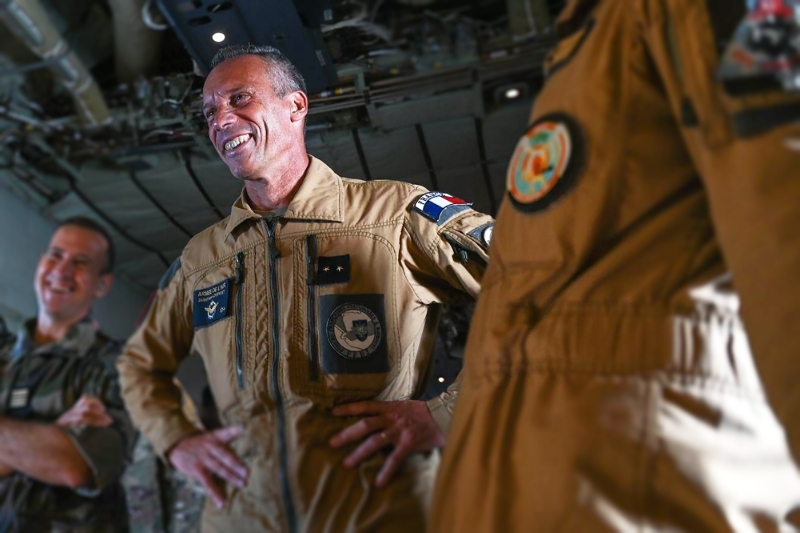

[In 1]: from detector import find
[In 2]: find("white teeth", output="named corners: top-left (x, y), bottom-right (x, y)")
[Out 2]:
top-left (224, 135), bottom-right (249, 152)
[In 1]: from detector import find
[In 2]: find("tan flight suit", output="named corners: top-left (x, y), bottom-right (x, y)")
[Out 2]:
top-left (118, 156), bottom-right (493, 532)
top-left (431, 0), bottom-right (800, 531)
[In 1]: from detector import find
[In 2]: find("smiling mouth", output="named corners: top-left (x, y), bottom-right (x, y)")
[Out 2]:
top-left (46, 284), bottom-right (72, 295)
top-left (223, 134), bottom-right (252, 153)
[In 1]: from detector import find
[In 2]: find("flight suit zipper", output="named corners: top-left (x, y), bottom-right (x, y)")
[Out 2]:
top-left (305, 235), bottom-right (319, 382)
top-left (264, 219), bottom-right (298, 533)
top-left (233, 251), bottom-right (245, 390)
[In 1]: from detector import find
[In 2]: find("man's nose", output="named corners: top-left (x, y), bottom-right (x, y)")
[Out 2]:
top-left (52, 258), bottom-right (75, 277)
top-left (211, 107), bottom-right (235, 131)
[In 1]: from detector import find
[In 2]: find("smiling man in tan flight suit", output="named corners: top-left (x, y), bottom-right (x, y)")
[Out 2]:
top-left (431, 0), bottom-right (800, 531)
top-left (117, 44), bottom-right (494, 533)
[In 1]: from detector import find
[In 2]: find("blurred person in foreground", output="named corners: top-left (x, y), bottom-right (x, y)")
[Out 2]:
top-left (431, 0), bottom-right (800, 531)
top-left (117, 44), bottom-right (494, 532)
top-left (0, 217), bottom-right (136, 532)
top-left (123, 381), bottom-right (212, 533)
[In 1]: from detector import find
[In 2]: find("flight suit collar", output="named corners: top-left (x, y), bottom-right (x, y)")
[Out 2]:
top-left (225, 195), bottom-right (261, 237)
top-left (284, 156), bottom-right (344, 224)
top-left (11, 317), bottom-right (99, 362)
top-left (556, 0), bottom-right (598, 37)
top-left (224, 155), bottom-right (344, 236)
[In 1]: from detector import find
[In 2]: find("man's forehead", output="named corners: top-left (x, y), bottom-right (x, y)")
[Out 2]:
top-left (49, 226), bottom-right (107, 256)
top-left (203, 56), bottom-right (270, 96)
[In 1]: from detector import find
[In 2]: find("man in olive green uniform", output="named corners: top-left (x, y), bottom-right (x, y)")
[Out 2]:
top-left (118, 45), bottom-right (493, 532)
top-left (0, 217), bottom-right (136, 532)
top-left (431, 1), bottom-right (800, 531)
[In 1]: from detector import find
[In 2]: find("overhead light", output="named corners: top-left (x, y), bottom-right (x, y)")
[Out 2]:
top-left (491, 82), bottom-right (530, 106)
top-left (438, 377), bottom-right (445, 383)
top-left (212, 32), bottom-right (226, 43)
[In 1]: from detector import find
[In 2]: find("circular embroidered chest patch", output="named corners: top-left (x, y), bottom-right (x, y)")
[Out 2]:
top-left (327, 303), bottom-right (383, 360)
top-left (506, 113), bottom-right (585, 213)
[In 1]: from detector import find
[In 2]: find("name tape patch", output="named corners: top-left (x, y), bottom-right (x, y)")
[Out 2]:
top-left (193, 278), bottom-right (232, 328)
top-left (413, 192), bottom-right (472, 225)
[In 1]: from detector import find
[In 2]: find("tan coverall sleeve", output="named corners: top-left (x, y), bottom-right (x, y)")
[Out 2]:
top-left (401, 198), bottom-right (495, 433)
top-left (117, 258), bottom-right (198, 459)
top-left (640, 0), bottom-right (800, 461)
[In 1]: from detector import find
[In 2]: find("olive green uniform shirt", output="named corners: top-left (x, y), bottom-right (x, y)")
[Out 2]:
top-left (0, 318), bottom-right (136, 533)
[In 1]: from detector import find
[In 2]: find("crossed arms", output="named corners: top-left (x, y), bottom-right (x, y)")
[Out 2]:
top-left (0, 395), bottom-right (112, 488)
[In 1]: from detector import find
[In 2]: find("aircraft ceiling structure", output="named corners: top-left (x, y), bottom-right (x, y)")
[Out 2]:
top-left (0, 0), bottom-right (562, 292)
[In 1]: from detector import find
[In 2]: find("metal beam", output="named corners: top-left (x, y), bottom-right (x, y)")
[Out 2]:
top-left (415, 124), bottom-right (439, 191)
top-left (351, 128), bottom-right (372, 181)
top-left (474, 117), bottom-right (498, 215)
top-left (128, 169), bottom-right (193, 238)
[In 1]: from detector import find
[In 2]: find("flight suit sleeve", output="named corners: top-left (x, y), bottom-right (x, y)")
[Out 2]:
top-left (400, 192), bottom-right (494, 303)
top-left (400, 191), bottom-right (495, 433)
top-left (639, 0), bottom-right (800, 461)
top-left (117, 258), bottom-right (198, 459)
top-left (61, 341), bottom-right (138, 494)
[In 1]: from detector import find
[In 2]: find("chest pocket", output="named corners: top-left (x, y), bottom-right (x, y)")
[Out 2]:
top-left (293, 233), bottom-right (400, 398)
top-left (189, 253), bottom-right (247, 392)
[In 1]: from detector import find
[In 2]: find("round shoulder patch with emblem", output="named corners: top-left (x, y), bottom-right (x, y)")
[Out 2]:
top-left (326, 303), bottom-right (383, 360)
top-left (506, 113), bottom-right (585, 213)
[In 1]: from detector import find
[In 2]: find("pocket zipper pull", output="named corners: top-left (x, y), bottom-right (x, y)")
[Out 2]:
top-left (233, 252), bottom-right (245, 284)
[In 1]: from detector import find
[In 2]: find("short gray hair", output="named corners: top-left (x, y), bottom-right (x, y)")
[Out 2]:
top-left (210, 44), bottom-right (307, 97)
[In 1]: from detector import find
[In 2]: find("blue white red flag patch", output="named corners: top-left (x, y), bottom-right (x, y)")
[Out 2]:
top-left (412, 192), bottom-right (472, 225)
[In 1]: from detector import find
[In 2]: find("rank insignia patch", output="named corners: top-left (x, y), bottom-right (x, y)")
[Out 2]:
top-left (507, 113), bottom-right (585, 213)
top-left (193, 279), bottom-right (231, 328)
top-left (319, 294), bottom-right (390, 374)
top-left (413, 192), bottom-right (472, 225)
top-left (9, 388), bottom-right (29, 409)
top-left (316, 255), bottom-right (350, 285)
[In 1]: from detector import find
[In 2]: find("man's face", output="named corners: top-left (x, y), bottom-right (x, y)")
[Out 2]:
top-left (202, 55), bottom-right (297, 180)
top-left (34, 225), bottom-right (111, 324)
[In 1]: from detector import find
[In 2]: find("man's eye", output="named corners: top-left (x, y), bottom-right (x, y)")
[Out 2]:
top-left (204, 109), bottom-right (215, 120)
top-left (233, 94), bottom-right (249, 104)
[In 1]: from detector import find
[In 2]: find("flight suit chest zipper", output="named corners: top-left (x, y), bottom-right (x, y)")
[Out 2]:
top-left (305, 235), bottom-right (319, 382)
top-left (233, 251), bottom-right (245, 390)
top-left (264, 219), bottom-right (298, 533)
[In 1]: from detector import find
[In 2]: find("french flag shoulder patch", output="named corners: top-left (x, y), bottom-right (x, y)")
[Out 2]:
top-left (412, 192), bottom-right (472, 226)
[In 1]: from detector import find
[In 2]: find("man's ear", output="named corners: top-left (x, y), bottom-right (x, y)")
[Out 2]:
top-left (95, 274), bottom-right (113, 298)
top-left (289, 91), bottom-right (309, 123)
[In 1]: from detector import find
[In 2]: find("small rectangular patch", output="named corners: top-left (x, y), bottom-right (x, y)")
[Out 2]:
top-left (193, 279), bottom-right (232, 329)
top-left (316, 255), bottom-right (350, 285)
top-left (318, 294), bottom-right (390, 375)
top-left (9, 388), bottom-right (29, 409)
top-left (412, 192), bottom-right (472, 225)
top-left (467, 222), bottom-right (495, 248)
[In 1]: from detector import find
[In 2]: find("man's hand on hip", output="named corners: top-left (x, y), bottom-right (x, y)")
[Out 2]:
top-left (329, 400), bottom-right (445, 488)
top-left (167, 425), bottom-right (248, 509)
